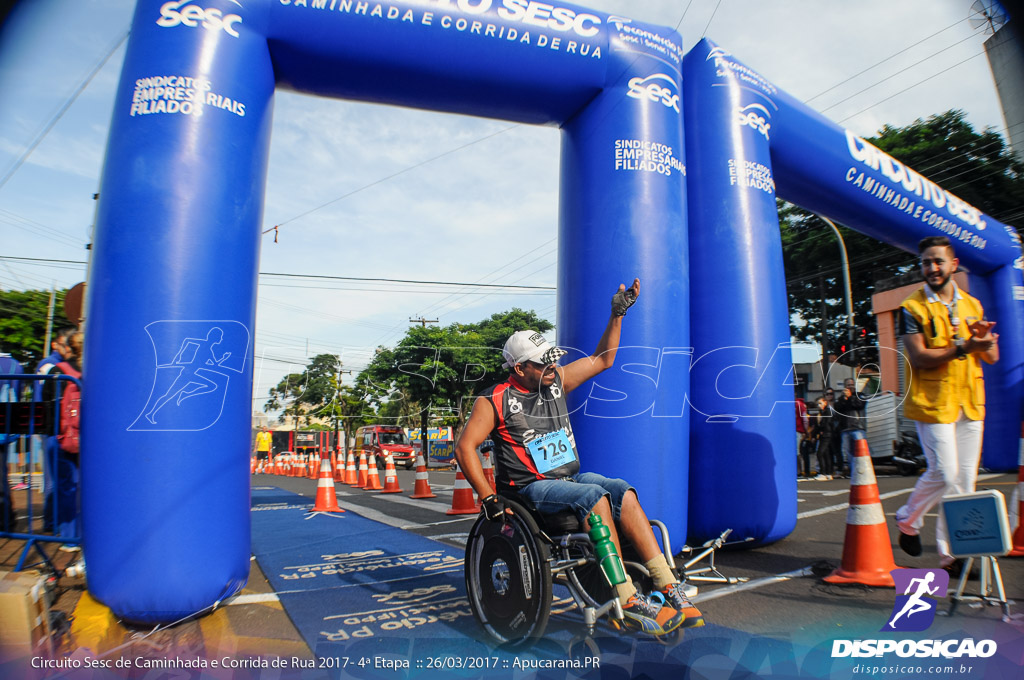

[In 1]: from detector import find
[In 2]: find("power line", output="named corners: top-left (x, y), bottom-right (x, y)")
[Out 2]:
top-left (700, 0), bottom-right (724, 38)
top-left (820, 32), bottom-right (979, 115)
top-left (263, 124), bottom-right (519, 235)
top-left (838, 50), bottom-right (986, 125)
top-left (0, 30), bottom-right (129, 192)
top-left (0, 256), bottom-right (556, 291)
top-left (805, 17), bottom-right (968, 104)
top-left (259, 271), bottom-right (553, 290)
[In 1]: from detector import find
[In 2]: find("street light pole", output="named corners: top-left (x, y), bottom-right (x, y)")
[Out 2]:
top-left (817, 215), bottom-right (855, 352)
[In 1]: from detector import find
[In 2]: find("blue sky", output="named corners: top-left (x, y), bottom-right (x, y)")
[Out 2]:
top-left (0, 0), bottom-right (1009, 418)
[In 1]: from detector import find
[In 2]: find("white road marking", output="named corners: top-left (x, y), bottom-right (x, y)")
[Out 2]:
top-left (430, 532), bottom-right (469, 547)
top-left (224, 592), bottom-right (280, 605)
top-left (797, 488), bottom-right (913, 519)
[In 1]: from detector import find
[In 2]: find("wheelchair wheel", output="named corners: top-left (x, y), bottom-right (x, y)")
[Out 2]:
top-left (465, 501), bottom-right (552, 649)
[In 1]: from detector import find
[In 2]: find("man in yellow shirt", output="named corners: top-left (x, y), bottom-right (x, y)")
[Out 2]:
top-left (895, 236), bottom-right (999, 574)
top-left (254, 426), bottom-right (273, 463)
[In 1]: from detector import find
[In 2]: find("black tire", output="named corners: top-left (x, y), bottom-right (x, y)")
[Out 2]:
top-left (465, 500), bottom-right (552, 649)
top-left (405, 460), bottom-right (415, 470)
top-left (897, 461), bottom-right (916, 476)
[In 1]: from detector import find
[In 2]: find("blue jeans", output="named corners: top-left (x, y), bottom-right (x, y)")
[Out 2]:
top-left (841, 430), bottom-right (867, 471)
top-left (518, 472), bottom-right (634, 526)
top-left (44, 437), bottom-right (79, 540)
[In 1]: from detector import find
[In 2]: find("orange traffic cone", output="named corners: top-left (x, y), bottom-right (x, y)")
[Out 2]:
top-left (310, 455), bottom-right (345, 513)
top-left (409, 453), bottom-right (437, 499)
top-left (381, 452), bottom-right (403, 494)
top-left (309, 451), bottom-right (318, 480)
top-left (283, 453), bottom-right (293, 477)
top-left (333, 449), bottom-right (345, 483)
top-left (344, 450), bottom-right (359, 486)
top-left (1008, 424), bottom-right (1024, 557)
top-left (356, 452), bottom-right (369, 489)
top-left (447, 467), bottom-right (480, 515)
top-left (825, 439), bottom-right (901, 586)
top-left (481, 449), bottom-right (496, 496)
top-left (364, 455), bottom-right (384, 491)
top-left (250, 455), bottom-right (257, 474)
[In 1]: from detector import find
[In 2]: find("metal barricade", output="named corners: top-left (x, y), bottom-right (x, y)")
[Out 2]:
top-left (0, 372), bottom-right (82, 572)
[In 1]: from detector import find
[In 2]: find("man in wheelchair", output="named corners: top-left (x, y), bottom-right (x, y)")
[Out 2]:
top-left (455, 278), bottom-right (704, 638)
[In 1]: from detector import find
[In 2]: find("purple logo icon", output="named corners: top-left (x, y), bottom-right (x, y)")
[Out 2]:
top-left (882, 569), bottom-right (949, 632)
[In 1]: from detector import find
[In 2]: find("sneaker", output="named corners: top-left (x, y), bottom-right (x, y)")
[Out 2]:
top-left (621, 592), bottom-right (683, 636)
top-left (660, 582), bottom-right (706, 628)
top-left (59, 544), bottom-right (81, 553)
top-left (897, 531), bottom-right (922, 557)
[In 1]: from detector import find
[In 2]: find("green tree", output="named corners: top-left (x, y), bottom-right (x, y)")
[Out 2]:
top-left (358, 309), bottom-right (554, 440)
top-left (265, 354), bottom-right (373, 447)
top-left (782, 110), bottom-right (1024, 364)
top-left (265, 371), bottom-right (308, 430)
top-left (0, 288), bottom-right (73, 366)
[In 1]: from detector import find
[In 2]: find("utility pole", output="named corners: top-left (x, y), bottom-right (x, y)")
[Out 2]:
top-left (818, 275), bottom-right (830, 392)
top-left (42, 284), bottom-right (56, 356)
top-left (409, 317), bottom-right (438, 458)
top-left (334, 368), bottom-right (352, 457)
top-left (817, 215), bottom-right (855, 352)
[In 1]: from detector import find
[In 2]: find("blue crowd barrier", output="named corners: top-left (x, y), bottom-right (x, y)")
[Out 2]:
top-left (0, 373), bottom-right (82, 573)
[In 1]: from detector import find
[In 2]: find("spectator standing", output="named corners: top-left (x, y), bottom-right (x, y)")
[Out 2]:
top-left (35, 327), bottom-right (75, 529)
top-left (809, 395), bottom-right (835, 480)
top-left (833, 377), bottom-right (869, 478)
top-left (795, 396), bottom-right (811, 477)
top-left (0, 350), bottom-right (23, 530)
top-left (894, 236), bottom-right (999, 575)
top-left (254, 426), bottom-right (272, 463)
top-left (43, 331), bottom-right (83, 551)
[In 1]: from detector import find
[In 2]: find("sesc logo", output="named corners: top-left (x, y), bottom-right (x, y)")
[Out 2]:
top-left (735, 103), bottom-right (771, 141)
top-left (157, 1), bottom-right (242, 38)
top-left (626, 74), bottom-right (680, 113)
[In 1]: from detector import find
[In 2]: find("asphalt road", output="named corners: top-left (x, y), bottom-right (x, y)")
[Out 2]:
top-left (253, 464), bottom-right (1024, 652)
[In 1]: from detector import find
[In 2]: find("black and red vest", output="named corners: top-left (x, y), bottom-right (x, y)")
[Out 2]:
top-left (480, 371), bottom-right (579, 489)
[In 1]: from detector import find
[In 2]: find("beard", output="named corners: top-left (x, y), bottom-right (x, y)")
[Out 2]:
top-left (925, 271), bottom-right (951, 292)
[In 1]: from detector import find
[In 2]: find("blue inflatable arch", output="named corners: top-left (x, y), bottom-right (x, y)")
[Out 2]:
top-left (85, 1), bottom-right (1022, 621)
top-left (683, 40), bottom-right (1023, 546)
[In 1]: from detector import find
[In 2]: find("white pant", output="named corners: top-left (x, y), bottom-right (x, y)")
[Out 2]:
top-left (895, 411), bottom-right (983, 564)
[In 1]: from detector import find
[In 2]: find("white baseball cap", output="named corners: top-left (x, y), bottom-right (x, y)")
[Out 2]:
top-left (501, 330), bottom-right (567, 370)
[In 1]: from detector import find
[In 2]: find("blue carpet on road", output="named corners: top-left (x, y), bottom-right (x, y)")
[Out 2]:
top-left (250, 487), bottom-right (1024, 680)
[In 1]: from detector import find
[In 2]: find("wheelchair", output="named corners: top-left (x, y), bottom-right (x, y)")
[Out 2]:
top-left (464, 493), bottom-right (687, 649)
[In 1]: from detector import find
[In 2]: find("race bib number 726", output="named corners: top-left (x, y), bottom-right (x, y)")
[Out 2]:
top-left (526, 429), bottom-right (577, 475)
